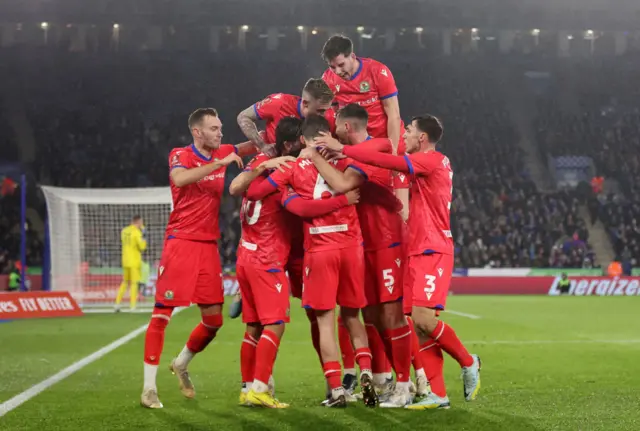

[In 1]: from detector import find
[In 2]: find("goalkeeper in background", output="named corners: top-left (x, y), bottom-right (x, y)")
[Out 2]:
top-left (115, 215), bottom-right (147, 311)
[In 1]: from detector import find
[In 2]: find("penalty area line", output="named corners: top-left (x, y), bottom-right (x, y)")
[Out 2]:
top-left (446, 310), bottom-right (482, 319)
top-left (0, 307), bottom-right (185, 417)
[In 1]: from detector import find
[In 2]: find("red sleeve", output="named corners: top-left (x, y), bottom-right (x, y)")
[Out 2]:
top-left (254, 94), bottom-right (285, 122)
top-left (242, 153), bottom-right (270, 173)
top-left (374, 62), bottom-right (398, 100)
top-left (169, 149), bottom-right (190, 171)
top-left (282, 192), bottom-right (349, 218)
top-left (218, 144), bottom-right (237, 158)
top-left (358, 138), bottom-right (392, 153)
top-left (245, 168), bottom-right (291, 200)
top-left (406, 152), bottom-right (444, 176)
top-left (342, 145), bottom-right (411, 173)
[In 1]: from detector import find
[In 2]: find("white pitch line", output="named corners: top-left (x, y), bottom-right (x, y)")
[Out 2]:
top-left (446, 310), bottom-right (482, 319)
top-left (464, 339), bottom-right (640, 345)
top-left (0, 307), bottom-right (185, 417)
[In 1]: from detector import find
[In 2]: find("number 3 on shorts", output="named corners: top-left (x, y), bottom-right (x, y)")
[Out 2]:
top-left (424, 275), bottom-right (436, 299)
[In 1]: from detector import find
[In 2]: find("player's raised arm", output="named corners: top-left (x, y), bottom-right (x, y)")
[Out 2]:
top-left (306, 142), bottom-right (365, 194)
top-left (234, 140), bottom-right (259, 158)
top-left (229, 156), bottom-right (296, 196)
top-left (171, 152), bottom-right (243, 188)
top-left (281, 189), bottom-right (359, 218)
top-left (237, 104), bottom-right (269, 153)
top-left (244, 162), bottom-right (292, 201)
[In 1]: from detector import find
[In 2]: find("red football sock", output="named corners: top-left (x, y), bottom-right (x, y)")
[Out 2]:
top-left (143, 307), bottom-right (173, 365)
top-left (365, 324), bottom-right (392, 374)
top-left (407, 317), bottom-right (424, 370)
top-left (354, 347), bottom-right (373, 374)
top-left (323, 360), bottom-right (342, 390)
top-left (240, 332), bottom-right (258, 384)
top-left (384, 325), bottom-right (412, 383)
top-left (337, 316), bottom-right (355, 370)
top-left (253, 329), bottom-right (280, 386)
top-left (186, 314), bottom-right (222, 353)
top-left (431, 320), bottom-right (473, 367)
top-left (420, 341), bottom-right (446, 397)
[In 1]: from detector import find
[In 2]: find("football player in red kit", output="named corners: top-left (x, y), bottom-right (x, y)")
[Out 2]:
top-left (321, 36), bottom-right (417, 385)
top-left (140, 108), bottom-right (254, 409)
top-left (245, 115), bottom-right (377, 409)
top-left (311, 104), bottom-right (426, 407)
top-left (311, 114), bottom-right (482, 410)
top-left (237, 78), bottom-right (335, 156)
top-left (228, 117), bottom-right (358, 408)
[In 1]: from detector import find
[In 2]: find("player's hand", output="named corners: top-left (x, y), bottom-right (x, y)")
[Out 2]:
top-left (298, 147), bottom-right (315, 160)
top-left (220, 152), bottom-right (244, 169)
top-left (313, 132), bottom-right (344, 153)
top-left (319, 147), bottom-right (347, 162)
top-left (261, 156), bottom-right (296, 172)
top-left (345, 188), bottom-right (360, 205)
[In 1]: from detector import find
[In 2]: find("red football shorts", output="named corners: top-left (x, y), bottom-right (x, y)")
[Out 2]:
top-left (302, 246), bottom-right (365, 310)
top-left (406, 253), bottom-right (454, 311)
top-left (237, 264), bottom-right (290, 325)
top-left (286, 257), bottom-right (304, 299)
top-left (364, 246), bottom-right (404, 306)
top-left (155, 238), bottom-right (223, 307)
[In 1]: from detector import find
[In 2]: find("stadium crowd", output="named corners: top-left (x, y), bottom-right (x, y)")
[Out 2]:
top-left (5, 49), bottom-right (640, 270)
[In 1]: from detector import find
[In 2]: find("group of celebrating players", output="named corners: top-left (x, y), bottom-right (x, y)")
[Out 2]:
top-left (139, 34), bottom-right (481, 411)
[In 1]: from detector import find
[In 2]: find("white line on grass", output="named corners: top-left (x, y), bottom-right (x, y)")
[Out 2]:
top-left (464, 339), bottom-right (640, 345)
top-left (446, 310), bottom-right (482, 319)
top-left (0, 307), bottom-right (185, 417)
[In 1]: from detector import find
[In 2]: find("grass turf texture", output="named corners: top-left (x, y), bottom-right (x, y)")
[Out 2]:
top-left (1, 296), bottom-right (639, 430)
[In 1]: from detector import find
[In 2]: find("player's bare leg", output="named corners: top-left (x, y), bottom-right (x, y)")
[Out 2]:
top-left (239, 323), bottom-right (261, 405)
top-left (361, 308), bottom-right (394, 400)
top-left (170, 303), bottom-right (223, 399)
top-left (407, 316), bottom-right (430, 397)
top-left (141, 305), bottom-right (174, 408)
top-left (247, 322), bottom-right (289, 408)
top-left (315, 308), bottom-right (347, 408)
top-left (407, 306), bottom-right (480, 409)
top-left (305, 309), bottom-right (324, 367)
top-left (340, 307), bottom-right (377, 408)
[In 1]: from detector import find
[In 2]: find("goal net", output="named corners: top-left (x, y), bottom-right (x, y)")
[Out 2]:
top-left (41, 186), bottom-right (172, 309)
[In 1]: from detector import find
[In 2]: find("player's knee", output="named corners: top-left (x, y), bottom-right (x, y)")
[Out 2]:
top-left (202, 313), bottom-right (223, 331)
top-left (264, 321), bottom-right (285, 338)
top-left (245, 322), bottom-right (262, 339)
top-left (150, 306), bottom-right (173, 330)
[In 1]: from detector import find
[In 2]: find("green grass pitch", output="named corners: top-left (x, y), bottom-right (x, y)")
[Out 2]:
top-left (1, 295), bottom-right (639, 430)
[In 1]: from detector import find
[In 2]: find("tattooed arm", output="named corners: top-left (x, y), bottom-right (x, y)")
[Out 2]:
top-left (237, 105), bottom-right (272, 155)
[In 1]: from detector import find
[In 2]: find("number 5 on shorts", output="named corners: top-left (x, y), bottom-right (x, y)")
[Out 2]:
top-left (383, 269), bottom-right (394, 293)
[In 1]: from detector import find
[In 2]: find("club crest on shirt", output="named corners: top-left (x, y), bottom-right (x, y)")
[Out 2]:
top-left (359, 81), bottom-right (370, 93)
top-left (164, 290), bottom-right (174, 300)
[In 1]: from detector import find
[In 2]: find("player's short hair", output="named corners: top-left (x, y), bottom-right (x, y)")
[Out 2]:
top-left (302, 78), bottom-right (334, 104)
top-left (275, 117), bottom-right (303, 156)
top-left (321, 35), bottom-right (353, 61)
top-left (188, 108), bottom-right (218, 129)
top-left (132, 215), bottom-right (142, 222)
top-left (412, 114), bottom-right (444, 144)
top-left (300, 115), bottom-right (331, 140)
top-left (337, 103), bottom-right (368, 130)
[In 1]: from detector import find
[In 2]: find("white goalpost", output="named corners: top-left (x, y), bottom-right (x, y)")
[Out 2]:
top-left (41, 186), bottom-right (173, 309)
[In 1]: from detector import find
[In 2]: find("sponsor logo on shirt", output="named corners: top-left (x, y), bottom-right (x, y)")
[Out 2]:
top-left (309, 224), bottom-right (348, 235)
top-left (359, 81), bottom-right (370, 93)
top-left (380, 69), bottom-right (388, 77)
top-left (241, 239), bottom-right (258, 251)
top-left (335, 84), bottom-right (340, 93)
top-left (395, 258), bottom-right (402, 267)
top-left (275, 283), bottom-right (282, 293)
top-left (200, 173), bottom-right (225, 182)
